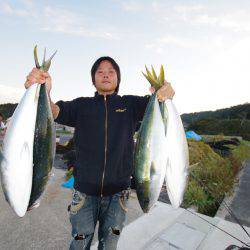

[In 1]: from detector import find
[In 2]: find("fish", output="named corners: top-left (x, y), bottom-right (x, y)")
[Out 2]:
top-left (164, 100), bottom-right (189, 208)
top-left (0, 84), bottom-right (41, 217)
top-left (28, 83), bottom-right (56, 209)
top-left (0, 46), bottom-right (56, 216)
top-left (134, 93), bottom-right (167, 213)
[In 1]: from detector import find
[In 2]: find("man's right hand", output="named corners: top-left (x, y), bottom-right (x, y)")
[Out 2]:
top-left (24, 68), bottom-right (52, 94)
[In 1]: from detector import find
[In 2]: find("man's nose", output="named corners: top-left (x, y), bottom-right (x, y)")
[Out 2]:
top-left (103, 73), bottom-right (109, 78)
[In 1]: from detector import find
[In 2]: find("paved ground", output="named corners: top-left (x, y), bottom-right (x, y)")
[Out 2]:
top-left (1, 155), bottom-right (249, 250)
top-left (0, 155), bottom-right (71, 250)
top-left (105, 203), bottom-right (250, 250)
top-left (0, 153), bottom-right (144, 250)
top-left (1, 134), bottom-right (250, 249)
top-left (217, 158), bottom-right (250, 227)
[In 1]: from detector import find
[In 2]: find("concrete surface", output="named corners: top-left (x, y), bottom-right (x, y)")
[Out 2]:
top-left (1, 134), bottom-right (250, 249)
top-left (0, 153), bottom-right (144, 250)
top-left (92, 203), bottom-right (250, 250)
top-left (225, 159), bottom-right (250, 227)
top-left (217, 159), bottom-right (250, 228)
top-left (1, 157), bottom-right (250, 249)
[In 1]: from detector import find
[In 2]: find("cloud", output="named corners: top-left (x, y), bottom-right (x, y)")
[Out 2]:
top-left (41, 6), bottom-right (119, 40)
top-left (174, 4), bottom-right (250, 32)
top-left (145, 35), bottom-right (200, 54)
top-left (120, 0), bottom-right (143, 12)
top-left (1, 2), bottom-right (119, 40)
top-left (151, 2), bottom-right (250, 33)
top-left (1, 2), bottom-right (30, 17)
top-left (0, 84), bottom-right (24, 104)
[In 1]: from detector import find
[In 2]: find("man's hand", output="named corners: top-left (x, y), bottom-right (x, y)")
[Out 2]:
top-left (149, 80), bottom-right (175, 102)
top-left (24, 68), bottom-right (52, 94)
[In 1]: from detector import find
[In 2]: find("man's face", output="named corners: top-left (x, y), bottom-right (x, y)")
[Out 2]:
top-left (0, 116), bottom-right (3, 122)
top-left (94, 60), bottom-right (118, 94)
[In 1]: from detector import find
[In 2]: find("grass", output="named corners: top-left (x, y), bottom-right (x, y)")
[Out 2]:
top-left (183, 139), bottom-right (250, 216)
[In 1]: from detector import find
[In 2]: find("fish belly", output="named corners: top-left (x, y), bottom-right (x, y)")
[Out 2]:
top-left (164, 100), bottom-right (189, 209)
top-left (0, 84), bottom-right (40, 217)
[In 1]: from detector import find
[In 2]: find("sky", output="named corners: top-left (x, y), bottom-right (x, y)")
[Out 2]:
top-left (0, 0), bottom-right (249, 114)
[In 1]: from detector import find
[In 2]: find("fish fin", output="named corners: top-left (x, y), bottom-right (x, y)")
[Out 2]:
top-left (43, 47), bottom-right (46, 66)
top-left (20, 142), bottom-right (30, 160)
top-left (34, 45), bottom-right (40, 69)
top-left (34, 45), bottom-right (57, 72)
top-left (27, 200), bottom-right (40, 211)
top-left (158, 65), bottom-right (165, 85)
top-left (151, 65), bottom-right (158, 80)
top-left (43, 50), bottom-right (57, 72)
top-left (150, 161), bottom-right (156, 177)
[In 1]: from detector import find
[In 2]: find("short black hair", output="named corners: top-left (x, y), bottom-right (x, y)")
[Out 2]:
top-left (91, 56), bottom-right (121, 93)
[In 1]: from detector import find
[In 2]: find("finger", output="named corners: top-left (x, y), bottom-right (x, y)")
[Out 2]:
top-left (27, 74), bottom-right (45, 84)
top-left (32, 72), bottom-right (46, 82)
top-left (43, 72), bottom-right (50, 77)
top-left (32, 68), bottom-right (45, 79)
top-left (31, 70), bottom-right (44, 79)
top-left (26, 75), bottom-right (37, 83)
top-left (157, 95), bottom-right (164, 102)
top-left (31, 68), bottom-right (42, 74)
top-left (157, 92), bottom-right (163, 100)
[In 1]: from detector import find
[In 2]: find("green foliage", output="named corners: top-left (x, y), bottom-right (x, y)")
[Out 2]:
top-left (183, 139), bottom-right (250, 216)
top-left (181, 103), bottom-right (250, 124)
top-left (188, 118), bottom-right (250, 140)
top-left (0, 103), bottom-right (17, 120)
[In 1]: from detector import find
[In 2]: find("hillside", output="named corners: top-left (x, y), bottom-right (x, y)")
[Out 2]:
top-left (181, 103), bottom-right (250, 124)
top-left (1, 102), bottom-right (250, 140)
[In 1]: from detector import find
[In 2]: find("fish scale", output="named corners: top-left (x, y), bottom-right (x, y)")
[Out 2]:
top-left (28, 83), bottom-right (56, 209)
top-left (0, 46), bottom-right (56, 217)
top-left (164, 99), bottom-right (189, 209)
top-left (0, 84), bottom-right (40, 217)
top-left (134, 93), bottom-right (167, 213)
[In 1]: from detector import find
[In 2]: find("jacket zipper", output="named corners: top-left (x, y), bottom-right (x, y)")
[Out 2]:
top-left (100, 96), bottom-right (108, 197)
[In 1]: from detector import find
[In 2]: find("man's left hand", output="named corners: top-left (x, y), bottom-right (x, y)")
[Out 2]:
top-left (149, 80), bottom-right (175, 102)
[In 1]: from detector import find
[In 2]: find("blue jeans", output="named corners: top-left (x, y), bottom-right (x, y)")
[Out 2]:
top-left (68, 189), bottom-right (130, 250)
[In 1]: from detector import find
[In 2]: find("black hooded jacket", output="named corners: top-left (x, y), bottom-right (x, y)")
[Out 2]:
top-left (55, 92), bottom-right (150, 196)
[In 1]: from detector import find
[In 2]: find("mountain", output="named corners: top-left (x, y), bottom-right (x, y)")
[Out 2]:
top-left (181, 103), bottom-right (250, 124)
top-left (181, 103), bottom-right (250, 140)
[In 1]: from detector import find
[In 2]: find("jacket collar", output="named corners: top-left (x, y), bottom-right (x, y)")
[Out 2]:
top-left (94, 91), bottom-right (117, 99)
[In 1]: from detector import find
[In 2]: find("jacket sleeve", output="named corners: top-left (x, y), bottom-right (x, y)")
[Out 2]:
top-left (54, 98), bottom-right (80, 127)
top-left (128, 95), bottom-right (150, 123)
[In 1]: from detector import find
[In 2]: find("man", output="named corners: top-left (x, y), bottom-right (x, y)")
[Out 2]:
top-left (25, 56), bottom-right (175, 250)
